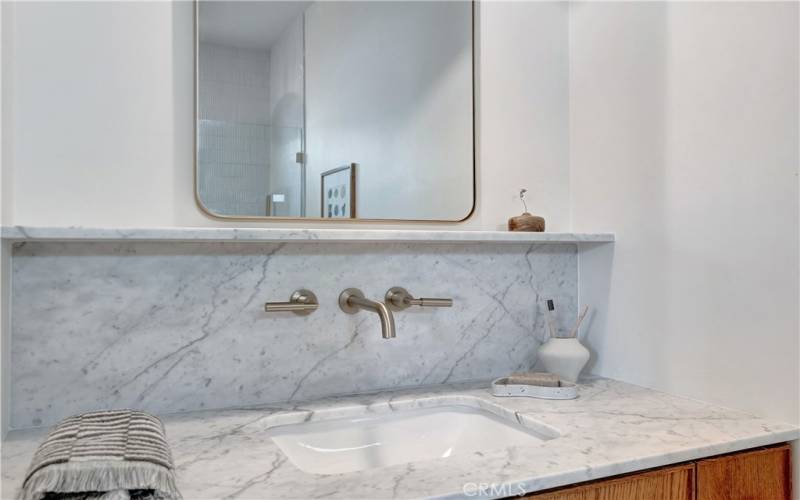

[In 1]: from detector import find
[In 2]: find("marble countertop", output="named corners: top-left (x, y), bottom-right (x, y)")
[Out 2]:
top-left (0, 225), bottom-right (615, 244)
top-left (2, 378), bottom-right (796, 499)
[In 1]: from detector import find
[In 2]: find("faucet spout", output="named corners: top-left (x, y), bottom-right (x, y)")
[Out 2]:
top-left (348, 295), bottom-right (396, 339)
top-left (338, 289), bottom-right (397, 339)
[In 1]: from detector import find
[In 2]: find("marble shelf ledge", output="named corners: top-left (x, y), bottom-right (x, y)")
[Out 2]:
top-left (1, 225), bottom-right (615, 244)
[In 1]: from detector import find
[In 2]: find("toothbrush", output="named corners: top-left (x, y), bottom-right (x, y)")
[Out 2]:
top-left (568, 305), bottom-right (589, 339)
top-left (543, 299), bottom-right (558, 339)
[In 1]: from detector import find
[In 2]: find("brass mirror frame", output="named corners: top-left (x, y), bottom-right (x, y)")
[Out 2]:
top-left (193, 1), bottom-right (477, 223)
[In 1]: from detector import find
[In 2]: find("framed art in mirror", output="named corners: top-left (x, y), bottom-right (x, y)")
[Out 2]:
top-left (321, 164), bottom-right (356, 219)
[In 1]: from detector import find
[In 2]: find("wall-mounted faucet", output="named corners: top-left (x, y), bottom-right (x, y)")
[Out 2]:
top-left (338, 288), bottom-right (396, 339)
top-left (266, 287), bottom-right (451, 340)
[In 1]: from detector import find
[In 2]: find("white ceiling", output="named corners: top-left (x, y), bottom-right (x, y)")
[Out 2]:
top-left (199, 1), bottom-right (312, 51)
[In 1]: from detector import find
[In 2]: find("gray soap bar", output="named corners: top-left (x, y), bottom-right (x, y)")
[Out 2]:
top-left (505, 372), bottom-right (560, 387)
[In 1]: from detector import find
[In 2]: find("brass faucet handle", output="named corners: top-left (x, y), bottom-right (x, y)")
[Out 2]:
top-left (408, 297), bottom-right (453, 307)
top-left (385, 287), bottom-right (453, 311)
top-left (264, 289), bottom-right (319, 316)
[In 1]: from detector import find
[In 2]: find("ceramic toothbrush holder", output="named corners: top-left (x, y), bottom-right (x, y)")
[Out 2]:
top-left (537, 338), bottom-right (590, 383)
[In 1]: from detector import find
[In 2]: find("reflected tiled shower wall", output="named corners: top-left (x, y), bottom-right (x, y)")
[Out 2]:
top-left (197, 43), bottom-right (272, 216)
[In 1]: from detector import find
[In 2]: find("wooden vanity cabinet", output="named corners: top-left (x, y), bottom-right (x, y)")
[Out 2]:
top-left (523, 444), bottom-right (791, 500)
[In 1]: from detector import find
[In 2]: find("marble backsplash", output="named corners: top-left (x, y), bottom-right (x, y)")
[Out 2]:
top-left (9, 241), bottom-right (577, 428)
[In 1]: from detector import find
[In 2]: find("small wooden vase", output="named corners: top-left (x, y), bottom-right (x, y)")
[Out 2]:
top-left (508, 212), bottom-right (545, 232)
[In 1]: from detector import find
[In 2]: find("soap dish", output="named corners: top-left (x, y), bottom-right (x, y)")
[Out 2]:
top-left (491, 377), bottom-right (578, 400)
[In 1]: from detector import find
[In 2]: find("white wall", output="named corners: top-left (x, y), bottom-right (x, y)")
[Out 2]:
top-left (480, 1), bottom-right (570, 231)
top-left (0, 3), bottom-right (8, 437)
top-left (2, 1), bottom-right (185, 227)
top-left (1, 0), bottom-right (10, 226)
top-left (572, 1), bottom-right (799, 428)
top-left (0, 1), bottom-right (571, 230)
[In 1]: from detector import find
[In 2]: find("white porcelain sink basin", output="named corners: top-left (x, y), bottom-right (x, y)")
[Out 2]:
top-left (267, 405), bottom-right (555, 475)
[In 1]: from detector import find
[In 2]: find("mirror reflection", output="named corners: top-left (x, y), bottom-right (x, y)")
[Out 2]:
top-left (196, 1), bottom-right (474, 220)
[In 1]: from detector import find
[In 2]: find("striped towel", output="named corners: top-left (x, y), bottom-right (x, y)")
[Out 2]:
top-left (18, 410), bottom-right (182, 500)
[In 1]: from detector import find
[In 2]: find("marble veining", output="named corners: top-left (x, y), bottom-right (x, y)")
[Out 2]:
top-left (2, 379), bottom-right (797, 499)
top-left (0, 225), bottom-right (615, 244)
top-left (10, 241), bottom-right (578, 428)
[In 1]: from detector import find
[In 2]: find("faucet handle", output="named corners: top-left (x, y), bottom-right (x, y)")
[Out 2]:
top-left (385, 287), bottom-right (453, 311)
top-left (264, 289), bottom-right (319, 315)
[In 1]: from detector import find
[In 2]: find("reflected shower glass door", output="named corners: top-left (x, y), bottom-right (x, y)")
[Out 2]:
top-left (269, 124), bottom-right (304, 217)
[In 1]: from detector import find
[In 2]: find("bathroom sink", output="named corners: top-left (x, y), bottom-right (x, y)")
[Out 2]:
top-left (266, 405), bottom-right (555, 475)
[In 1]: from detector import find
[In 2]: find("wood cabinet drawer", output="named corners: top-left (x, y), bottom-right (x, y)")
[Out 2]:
top-left (526, 463), bottom-right (695, 500)
top-left (521, 443), bottom-right (792, 500)
top-left (696, 444), bottom-right (792, 500)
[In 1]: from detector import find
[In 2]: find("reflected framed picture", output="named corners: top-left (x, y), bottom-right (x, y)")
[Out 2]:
top-left (321, 163), bottom-right (357, 218)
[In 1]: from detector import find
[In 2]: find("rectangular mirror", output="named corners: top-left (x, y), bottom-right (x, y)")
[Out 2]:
top-left (196, 1), bottom-right (475, 221)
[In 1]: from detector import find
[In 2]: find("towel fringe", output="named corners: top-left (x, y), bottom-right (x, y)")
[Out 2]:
top-left (18, 461), bottom-right (182, 500)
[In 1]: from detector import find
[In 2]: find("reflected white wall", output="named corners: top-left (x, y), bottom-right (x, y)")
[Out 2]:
top-left (304, 1), bottom-right (474, 220)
